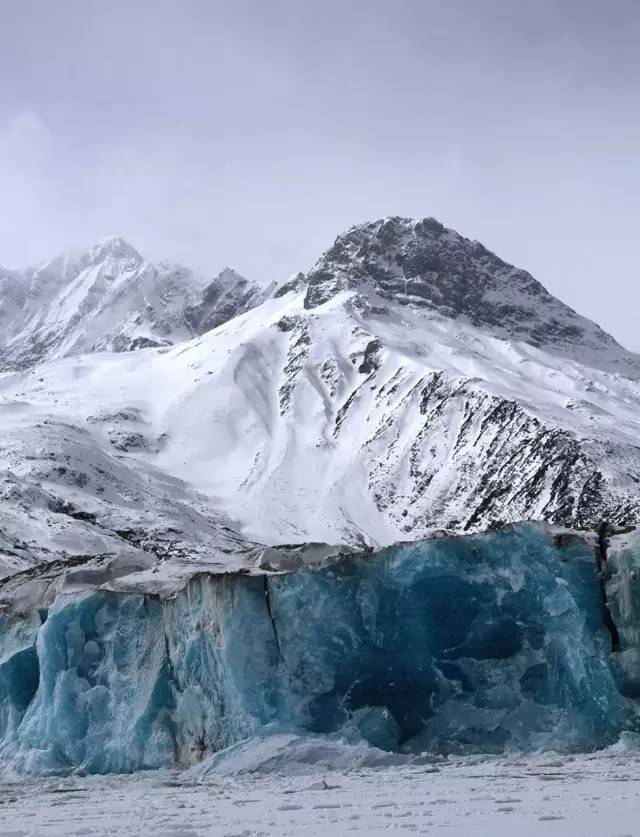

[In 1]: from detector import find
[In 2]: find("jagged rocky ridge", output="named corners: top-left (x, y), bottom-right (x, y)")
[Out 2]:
top-left (1, 522), bottom-right (640, 775)
top-left (0, 237), bottom-right (263, 370)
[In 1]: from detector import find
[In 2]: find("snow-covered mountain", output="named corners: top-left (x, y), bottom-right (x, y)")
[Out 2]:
top-left (0, 237), bottom-right (263, 370)
top-left (2, 216), bottom-right (640, 570)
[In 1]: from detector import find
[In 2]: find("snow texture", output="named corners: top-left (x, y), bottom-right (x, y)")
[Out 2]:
top-left (3, 748), bottom-right (640, 835)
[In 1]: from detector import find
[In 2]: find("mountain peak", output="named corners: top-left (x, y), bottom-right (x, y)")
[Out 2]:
top-left (217, 266), bottom-right (245, 281)
top-left (303, 216), bottom-right (629, 368)
top-left (87, 236), bottom-right (143, 264)
top-left (0, 238), bottom-right (262, 369)
top-left (184, 268), bottom-right (264, 334)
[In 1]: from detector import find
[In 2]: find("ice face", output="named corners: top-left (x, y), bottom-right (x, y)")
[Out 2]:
top-left (0, 523), bottom-right (634, 775)
top-left (605, 528), bottom-right (640, 696)
top-left (267, 526), bottom-right (624, 754)
top-left (5, 595), bottom-right (174, 774)
top-left (0, 613), bottom-right (41, 754)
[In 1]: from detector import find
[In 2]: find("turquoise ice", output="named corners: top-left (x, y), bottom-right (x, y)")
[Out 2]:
top-left (0, 523), bottom-right (634, 774)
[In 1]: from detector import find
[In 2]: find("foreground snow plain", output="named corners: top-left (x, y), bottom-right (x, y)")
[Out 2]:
top-left (1, 747), bottom-right (639, 836)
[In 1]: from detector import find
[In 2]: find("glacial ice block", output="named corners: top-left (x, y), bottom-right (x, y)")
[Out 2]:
top-left (605, 527), bottom-right (640, 696)
top-left (10, 594), bottom-right (175, 774)
top-left (267, 525), bottom-right (624, 753)
top-left (0, 523), bottom-right (633, 774)
top-left (0, 613), bottom-right (41, 754)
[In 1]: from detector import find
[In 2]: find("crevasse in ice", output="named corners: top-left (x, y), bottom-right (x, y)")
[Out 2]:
top-left (0, 523), bottom-right (635, 775)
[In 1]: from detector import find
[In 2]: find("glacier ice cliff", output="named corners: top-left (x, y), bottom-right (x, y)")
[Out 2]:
top-left (0, 522), bottom-right (638, 775)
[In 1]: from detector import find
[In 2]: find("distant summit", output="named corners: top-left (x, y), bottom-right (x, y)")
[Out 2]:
top-left (0, 241), bottom-right (263, 370)
top-left (85, 236), bottom-right (143, 264)
top-left (185, 268), bottom-right (264, 334)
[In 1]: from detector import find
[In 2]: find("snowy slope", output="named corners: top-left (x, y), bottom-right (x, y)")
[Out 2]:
top-left (2, 216), bottom-right (640, 563)
top-left (0, 393), bottom-right (255, 579)
top-left (0, 238), bottom-right (263, 370)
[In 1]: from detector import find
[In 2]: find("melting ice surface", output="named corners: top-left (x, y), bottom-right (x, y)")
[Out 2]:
top-left (0, 523), bottom-right (637, 775)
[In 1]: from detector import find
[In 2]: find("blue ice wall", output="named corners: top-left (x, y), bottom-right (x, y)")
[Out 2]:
top-left (268, 527), bottom-right (624, 753)
top-left (165, 575), bottom-right (281, 762)
top-left (605, 529), bottom-right (640, 697)
top-left (10, 594), bottom-right (174, 774)
top-left (0, 613), bottom-right (41, 757)
top-left (0, 523), bottom-right (633, 775)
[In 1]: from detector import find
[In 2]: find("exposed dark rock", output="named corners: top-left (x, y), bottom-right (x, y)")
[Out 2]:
top-left (301, 217), bottom-right (638, 375)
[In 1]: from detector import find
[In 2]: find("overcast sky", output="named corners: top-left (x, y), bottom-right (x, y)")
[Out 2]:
top-left (1, 0), bottom-right (639, 347)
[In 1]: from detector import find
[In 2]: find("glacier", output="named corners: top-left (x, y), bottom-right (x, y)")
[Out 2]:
top-left (0, 522), bottom-right (637, 776)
